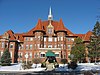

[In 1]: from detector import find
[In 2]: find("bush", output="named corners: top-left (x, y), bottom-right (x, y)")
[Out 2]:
top-left (21, 61), bottom-right (32, 70)
top-left (61, 59), bottom-right (67, 64)
top-left (68, 61), bottom-right (78, 70)
top-left (32, 58), bottom-right (41, 64)
top-left (41, 62), bottom-right (46, 68)
top-left (54, 62), bottom-right (59, 68)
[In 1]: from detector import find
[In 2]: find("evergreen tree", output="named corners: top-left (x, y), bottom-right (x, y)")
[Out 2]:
top-left (1, 48), bottom-right (11, 66)
top-left (70, 37), bottom-right (86, 63)
top-left (88, 21), bottom-right (100, 63)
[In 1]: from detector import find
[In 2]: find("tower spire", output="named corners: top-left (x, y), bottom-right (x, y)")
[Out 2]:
top-left (48, 7), bottom-right (53, 20)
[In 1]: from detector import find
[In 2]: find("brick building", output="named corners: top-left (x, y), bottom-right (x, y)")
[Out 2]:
top-left (0, 8), bottom-right (92, 63)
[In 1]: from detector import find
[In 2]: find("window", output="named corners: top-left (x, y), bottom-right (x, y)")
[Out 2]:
top-left (34, 53), bottom-right (38, 58)
top-left (40, 54), bottom-right (45, 57)
top-left (64, 45), bottom-right (66, 49)
top-left (58, 37), bottom-right (60, 41)
top-left (29, 53), bottom-right (32, 58)
top-left (30, 38), bottom-right (33, 41)
top-left (67, 45), bottom-right (71, 50)
top-left (44, 44), bottom-right (46, 48)
top-left (34, 44), bottom-right (36, 49)
top-left (54, 37), bottom-right (57, 42)
top-left (1, 51), bottom-right (3, 56)
top-left (26, 45), bottom-right (29, 50)
top-left (29, 45), bottom-right (33, 50)
top-left (48, 45), bottom-right (52, 48)
top-left (61, 37), bottom-right (63, 41)
top-left (18, 45), bottom-right (21, 50)
top-left (37, 44), bottom-right (40, 48)
top-left (54, 45), bottom-right (57, 48)
top-left (10, 44), bottom-right (13, 48)
top-left (61, 44), bottom-right (63, 49)
top-left (44, 37), bottom-right (46, 42)
top-left (55, 53), bottom-right (59, 57)
top-left (48, 37), bottom-right (52, 42)
top-left (38, 36), bottom-right (40, 40)
top-left (1, 42), bottom-right (5, 48)
top-left (25, 37), bottom-right (28, 41)
top-left (48, 28), bottom-right (52, 34)
top-left (58, 44), bottom-right (60, 48)
top-left (21, 45), bottom-right (23, 49)
top-left (67, 38), bottom-right (71, 41)
top-left (19, 53), bottom-right (23, 58)
top-left (71, 38), bottom-right (74, 41)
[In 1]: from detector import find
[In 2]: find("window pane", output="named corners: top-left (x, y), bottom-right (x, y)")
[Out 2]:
top-left (48, 37), bottom-right (52, 42)
top-left (44, 37), bottom-right (46, 42)
top-left (26, 45), bottom-right (28, 49)
top-left (30, 45), bottom-right (33, 50)
top-left (10, 44), bottom-right (13, 48)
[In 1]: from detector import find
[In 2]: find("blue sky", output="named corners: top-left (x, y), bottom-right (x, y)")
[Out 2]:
top-left (0, 0), bottom-right (100, 34)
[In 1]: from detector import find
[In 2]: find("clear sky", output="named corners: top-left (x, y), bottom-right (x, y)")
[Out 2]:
top-left (0, 0), bottom-right (100, 34)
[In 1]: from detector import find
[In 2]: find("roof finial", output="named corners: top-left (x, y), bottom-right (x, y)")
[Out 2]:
top-left (48, 6), bottom-right (53, 20)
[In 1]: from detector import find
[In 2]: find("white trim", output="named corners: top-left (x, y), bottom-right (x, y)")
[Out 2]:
top-left (39, 48), bottom-right (61, 50)
top-left (55, 52), bottom-right (59, 54)
top-left (40, 52), bottom-right (45, 54)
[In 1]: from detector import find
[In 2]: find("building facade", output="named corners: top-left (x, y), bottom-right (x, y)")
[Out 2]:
top-left (0, 8), bottom-right (92, 63)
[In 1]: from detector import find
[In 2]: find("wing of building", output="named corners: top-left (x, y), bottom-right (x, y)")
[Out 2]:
top-left (0, 8), bottom-right (92, 63)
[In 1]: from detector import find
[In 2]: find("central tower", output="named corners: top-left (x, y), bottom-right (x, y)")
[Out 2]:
top-left (47, 7), bottom-right (54, 35)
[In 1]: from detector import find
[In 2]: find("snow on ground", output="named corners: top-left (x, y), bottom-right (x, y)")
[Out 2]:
top-left (0, 63), bottom-right (100, 72)
top-left (0, 63), bottom-right (46, 72)
top-left (55, 63), bottom-right (100, 71)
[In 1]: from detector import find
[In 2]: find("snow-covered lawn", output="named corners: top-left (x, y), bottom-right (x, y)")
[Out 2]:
top-left (55, 63), bottom-right (100, 72)
top-left (0, 63), bottom-right (100, 72)
top-left (0, 63), bottom-right (46, 72)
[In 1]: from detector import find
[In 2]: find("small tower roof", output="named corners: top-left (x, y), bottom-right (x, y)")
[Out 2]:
top-left (56, 18), bottom-right (66, 32)
top-left (33, 19), bottom-right (44, 32)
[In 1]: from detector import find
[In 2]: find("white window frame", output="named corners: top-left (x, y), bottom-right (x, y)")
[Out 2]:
top-left (1, 42), bottom-right (5, 48)
top-left (48, 37), bottom-right (52, 42)
top-left (44, 37), bottom-right (46, 42)
top-left (30, 38), bottom-right (33, 41)
top-left (10, 44), bottom-right (13, 48)
top-left (44, 44), bottom-right (46, 48)
top-left (30, 45), bottom-right (33, 50)
top-left (54, 37), bottom-right (57, 42)
top-left (61, 37), bottom-right (63, 41)
top-left (68, 45), bottom-right (71, 50)
top-left (26, 45), bottom-right (29, 50)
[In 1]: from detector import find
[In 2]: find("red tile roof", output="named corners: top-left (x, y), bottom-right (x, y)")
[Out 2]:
top-left (0, 20), bottom-right (92, 42)
top-left (84, 31), bottom-right (93, 41)
top-left (75, 31), bottom-right (93, 41)
top-left (56, 18), bottom-right (66, 31)
top-left (7, 30), bottom-right (16, 40)
top-left (15, 33), bottom-right (24, 42)
top-left (27, 19), bottom-right (73, 35)
top-left (33, 19), bottom-right (45, 32)
top-left (75, 34), bottom-right (85, 39)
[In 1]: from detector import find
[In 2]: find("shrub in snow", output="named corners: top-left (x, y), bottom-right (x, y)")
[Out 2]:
top-left (41, 62), bottom-right (46, 68)
top-left (32, 58), bottom-right (41, 64)
top-left (54, 62), bottom-right (59, 68)
top-left (68, 61), bottom-right (78, 70)
top-left (21, 61), bottom-right (32, 70)
top-left (61, 59), bottom-right (67, 64)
